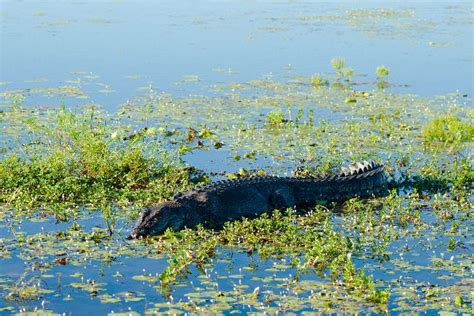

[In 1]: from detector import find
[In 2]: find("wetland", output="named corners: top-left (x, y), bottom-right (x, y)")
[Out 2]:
top-left (0, 1), bottom-right (473, 314)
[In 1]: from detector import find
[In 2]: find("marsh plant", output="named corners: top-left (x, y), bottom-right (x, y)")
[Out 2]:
top-left (155, 209), bottom-right (390, 304)
top-left (0, 105), bottom-right (193, 220)
top-left (0, 60), bottom-right (472, 314)
top-left (6, 94), bottom-right (26, 111)
top-left (422, 115), bottom-right (474, 146)
top-left (266, 110), bottom-right (287, 127)
top-left (311, 74), bottom-right (330, 88)
top-left (375, 65), bottom-right (390, 78)
top-left (375, 65), bottom-right (390, 89)
top-left (331, 57), bottom-right (354, 81)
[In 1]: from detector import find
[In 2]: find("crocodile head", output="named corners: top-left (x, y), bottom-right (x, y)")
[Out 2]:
top-left (127, 201), bottom-right (191, 239)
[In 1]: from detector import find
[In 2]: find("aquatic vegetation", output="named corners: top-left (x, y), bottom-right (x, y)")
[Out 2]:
top-left (422, 115), bottom-right (473, 146)
top-left (0, 106), bottom-right (194, 219)
top-left (0, 61), bottom-right (472, 314)
top-left (330, 57), bottom-right (354, 81)
top-left (5, 94), bottom-right (25, 111)
top-left (265, 110), bottom-right (286, 127)
top-left (1, 0), bottom-right (473, 313)
top-left (375, 65), bottom-right (390, 89)
top-left (375, 65), bottom-right (390, 78)
top-left (142, 209), bottom-right (390, 304)
top-left (330, 57), bottom-right (346, 72)
top-left (311, 74), bottom-right (330, 88)
top-left (0, 86), bottom-right (87, 99)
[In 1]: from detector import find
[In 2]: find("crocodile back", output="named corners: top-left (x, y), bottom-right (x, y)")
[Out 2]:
top-left (174, 160), bottom-right (387, 204)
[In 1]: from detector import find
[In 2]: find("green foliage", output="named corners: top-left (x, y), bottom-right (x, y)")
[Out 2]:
top-left (375, 65), bottom-right (390, 77)
top-left (375, 65), bottom-right (390, 89)
top-left (159, 228), bottom-right (218, 288)
top-left (265, 108), bottom-right (315, 130)
top-left (341, 264), bottom-right (389, 304)
top-left (454, 295), bottom-right (464, 307)
top-left (224, 210), bottom-right (389, 301)
top-left (340, 67), bottom-right (354, 78)
top-left (311, 74), bottom-right (329, 88)
top-left (0, 107), bottom-right (192, 218)
top-left (331, 57), bottom-right (354, 80)
top-left (266, 111), bottom-right (286, 127)
top-left (156, 209), bottom-right (390, 303)
top-left (422, 115), bottom-right (473, 145)
top-left (408, 157), bottom-right (473, 209)
top-left (1, 60), bottom-right (472, 313)
top-left (330, 57), bottom-right (346, 71)
top-left (7, 94), bottom-right (26, 110)
top-left (345, 97), bottom-right (357, 104)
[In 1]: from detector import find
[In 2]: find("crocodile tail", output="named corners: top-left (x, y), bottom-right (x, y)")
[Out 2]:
top-left (291, 160), bottom-right (388, 203)
top-left (335, 160), bottom-right (388, 198)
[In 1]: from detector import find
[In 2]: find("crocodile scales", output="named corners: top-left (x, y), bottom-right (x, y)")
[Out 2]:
top-left (128, 160), bottom-right (388, 239)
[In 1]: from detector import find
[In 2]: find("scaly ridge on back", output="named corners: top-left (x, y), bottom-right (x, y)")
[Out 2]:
top-left (175, 160), bottom-right (385, 199)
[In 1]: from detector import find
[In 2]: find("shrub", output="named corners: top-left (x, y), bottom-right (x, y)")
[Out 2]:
top-left (0, 107), bottom-right (192, 218)
top-left (422, 115), bottom-right (473, 145)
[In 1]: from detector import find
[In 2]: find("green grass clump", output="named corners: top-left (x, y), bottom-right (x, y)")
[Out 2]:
top-left (330, 57), bottom-right (346, 72)
top-left (375, 65), bottom-right (390, 78)
top-left (422, 115), bottom-right (473, 145)
top-left (311, 74), bottom-right (330, 88)
top-left (0, 106), bottom-right (192, 218)
top-left (0, 149), bottom-right (189, 214)
top-left (375, 65), bottom-right (390, 89)
top-left (331, 57), bottom-right (354, 80)
top-left (415, 157), bottom-right (473, 200)
top-left (266, 111), bottom-right (287, 127)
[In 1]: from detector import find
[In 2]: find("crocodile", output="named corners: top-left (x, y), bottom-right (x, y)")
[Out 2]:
top-left (128, 160), bottom-right (388, 239)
